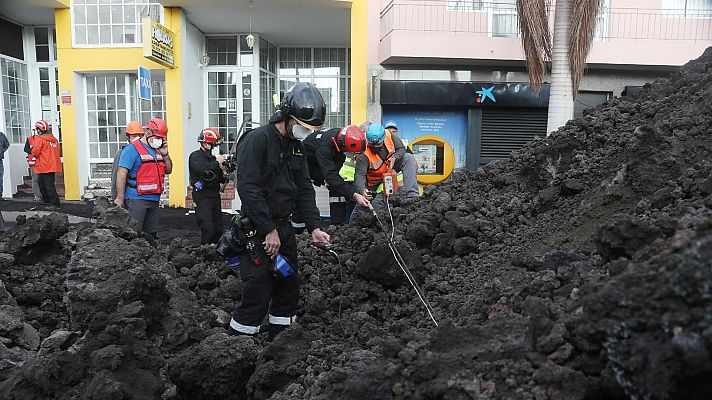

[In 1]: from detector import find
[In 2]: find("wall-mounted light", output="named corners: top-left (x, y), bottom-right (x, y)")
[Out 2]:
top-left (198, 53), bottom-right (210, 67)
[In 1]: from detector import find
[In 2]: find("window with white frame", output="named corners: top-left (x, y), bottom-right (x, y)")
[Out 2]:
top-left (1, 58), bottom-right (31, 144)
top-left (491, 0), bottom-right (519, 38)
top-left (259, 37), bottom-right (278, 125)
top-left (663, 0), bottom-right (712, 17)
top-left (72, 0), bottom-right (163, 46)
top-left (594, 0), bottom-right (611, 41)
top-left (278, 47), bottom-right (350, 129)
top-left (86, 74), bottom-right (132, 178)
top-left (140, 80), bottom-right (166, 123)
top-left (447, 0), bottom-right (483, 11)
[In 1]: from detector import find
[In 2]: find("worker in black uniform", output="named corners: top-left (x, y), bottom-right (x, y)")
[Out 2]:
top-left (302, 125), bottom-right (370, 225)
top-left (227, 82), bottom-right (331, 339)
top-left (189, 128), bottom-right (227, 244)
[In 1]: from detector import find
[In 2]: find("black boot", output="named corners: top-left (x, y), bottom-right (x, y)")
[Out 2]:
top-left (268, 324), bottom-right (288, 340)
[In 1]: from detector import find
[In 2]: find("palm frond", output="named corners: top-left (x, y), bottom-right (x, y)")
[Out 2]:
top-left (517, 0), bottom-right (552, 93)
top-left (569, 0), bottom-right (602, 97)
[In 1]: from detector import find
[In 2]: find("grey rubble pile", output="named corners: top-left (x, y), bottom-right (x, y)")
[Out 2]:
top-left (0, 48), bottom-right (711, 399)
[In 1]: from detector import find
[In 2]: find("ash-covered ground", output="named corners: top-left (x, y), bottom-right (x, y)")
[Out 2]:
top-left (1, 48), bottom-right (711, 400)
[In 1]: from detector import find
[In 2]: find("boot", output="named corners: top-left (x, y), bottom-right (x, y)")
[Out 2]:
top-left (268, 323), bottom-right (288, 340)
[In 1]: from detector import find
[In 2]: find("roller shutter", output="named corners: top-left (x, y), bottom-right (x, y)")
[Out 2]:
top-left (480, 107), bottom-right (548, 164)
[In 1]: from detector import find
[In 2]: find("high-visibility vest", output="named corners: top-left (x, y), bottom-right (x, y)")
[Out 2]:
top-left (364, 131), bottom-right (395, 188)
top-left (127, 141), bottom-right (165, 195)
top-left (338, 156), bottom-right (356, 182)
top-left (27, 136), bottom-right (36, 166)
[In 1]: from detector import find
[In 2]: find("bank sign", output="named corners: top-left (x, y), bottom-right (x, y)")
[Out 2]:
top-left (142, 18), bottom-right (175, 68)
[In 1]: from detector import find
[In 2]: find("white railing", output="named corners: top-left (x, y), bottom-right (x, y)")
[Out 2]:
top-left (381, 0), bottom-right (712, 41)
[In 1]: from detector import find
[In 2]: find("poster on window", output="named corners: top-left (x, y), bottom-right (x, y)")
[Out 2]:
top-left (382, 107), bottom-right (467, 169)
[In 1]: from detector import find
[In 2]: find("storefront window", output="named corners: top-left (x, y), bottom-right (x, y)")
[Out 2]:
top-left (140, 80), bottom-right (166, 123)
top-left (206, 37), bottom-right (238, 66)
top-left (86, 74), bottom-right (130, 178)
top-left (259, 37), bottom-right (278, 124)
top-left (35, 28), bottom-right (51, 62)
top-left (279, 47), bottom-right (350, 129)
top-left (1, 58), bottom-right (31, 144)
top-left (72, 0), bottom-right (163, 46)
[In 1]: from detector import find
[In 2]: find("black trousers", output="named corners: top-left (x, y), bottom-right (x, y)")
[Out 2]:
top-left (231, 222), bottom-right (299, 331)
top-left (193, 192), bottom-right (223, 244)
top-left (38, 172), bottom-right (60, 206)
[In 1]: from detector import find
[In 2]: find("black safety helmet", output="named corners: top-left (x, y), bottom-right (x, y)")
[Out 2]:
top-left (279, 83), bottom-right (326, 130)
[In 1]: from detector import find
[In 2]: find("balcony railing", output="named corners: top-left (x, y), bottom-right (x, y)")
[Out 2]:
top-left (381, 0), bottom-right (712, 42)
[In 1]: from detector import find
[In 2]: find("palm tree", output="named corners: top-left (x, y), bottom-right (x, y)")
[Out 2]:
top-left (517, 0), bottom-right (602, 133)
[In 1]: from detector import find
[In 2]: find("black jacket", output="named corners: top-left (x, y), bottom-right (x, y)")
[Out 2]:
top-left (301, 128), bottom-right (355, 199)
top-left (235, 124), bottom-right (321, 235)
top-left (189, 148), bottom-right (226, 195)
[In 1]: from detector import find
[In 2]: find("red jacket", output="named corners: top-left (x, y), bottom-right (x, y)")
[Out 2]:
top-left (31, 134), bottom-right (62, 173)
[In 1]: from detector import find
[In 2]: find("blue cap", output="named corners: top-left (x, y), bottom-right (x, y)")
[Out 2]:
top-left (384, 120), bottom-right (398, 129)
top-left (366, 123), bottom-right (386, 145)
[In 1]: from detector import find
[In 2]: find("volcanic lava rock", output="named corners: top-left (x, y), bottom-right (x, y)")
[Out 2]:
top-left (168, 333), bottom-right (260, 399)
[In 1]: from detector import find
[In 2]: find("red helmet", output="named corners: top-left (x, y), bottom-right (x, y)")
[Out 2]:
top-left (35, 120), bottom-right (50, 132)
top-left (146, 118), bottom-right (168, 137)
top-left (334, 125), bottom-right (366, 154)
top-left (198, 128), bottom-right (221, 144)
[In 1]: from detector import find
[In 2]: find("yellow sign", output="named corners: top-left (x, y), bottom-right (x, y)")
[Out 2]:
top-left (142, 18), bottom-right (175, 68)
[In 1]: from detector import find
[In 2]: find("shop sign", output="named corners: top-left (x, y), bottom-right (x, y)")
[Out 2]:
top-left (138, 66), bottom-right (152, 100)
top-left (142, 17), bottom-right (175, 68)
top-left (61, 90), bottom-right (72, 106)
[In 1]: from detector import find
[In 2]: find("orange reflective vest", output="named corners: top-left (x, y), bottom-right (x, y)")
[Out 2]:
top-left (128, 141), bottom-right (165, 195)
top-left (27, 136), bottom-right (36, 166)
top-left (364, 130), bottom-right (395, 188)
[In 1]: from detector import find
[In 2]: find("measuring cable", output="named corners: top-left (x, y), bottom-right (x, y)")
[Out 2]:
top-left (369, 201), bottom-right (439, 327)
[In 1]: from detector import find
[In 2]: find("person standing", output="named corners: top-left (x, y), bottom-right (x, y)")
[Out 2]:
top-left (188, 128), bottom-right (227, 244)
top-left (30, 120), bottom-right (62, 209)
top-left (227, 82), bottom-right (330, 340)
top-left (23, 130), bottom-right (42, 201)
top-left (0, 130), bottom-right (9, 198)
top-left (110, 121), bottom-right (145, 201)
top-left (113, 118), bottom-right (172, 238)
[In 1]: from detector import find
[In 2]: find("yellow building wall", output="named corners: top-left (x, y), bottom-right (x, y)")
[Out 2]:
top-left (350, 0), bottom-right (367, 125)
top-left (54, 7), bottom-right (185, 207)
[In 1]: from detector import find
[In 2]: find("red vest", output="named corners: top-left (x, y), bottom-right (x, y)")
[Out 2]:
top-left (130, 141), bottom-right (165, 195)
top-left (27, 136), bottom-right (36, 166)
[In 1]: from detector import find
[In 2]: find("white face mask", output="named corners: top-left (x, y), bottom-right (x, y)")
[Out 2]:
top-left (149, 137), bottom-right (163, 149)
top-left (292, 124), bottom-right (312, 142)
top-left (211, 146), bottom-right (220, 156)
top-left (129, 135), bottom-right (141, 142)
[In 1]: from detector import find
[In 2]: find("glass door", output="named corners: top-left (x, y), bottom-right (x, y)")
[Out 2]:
top-left (207, 69), bottom-right (254, 154)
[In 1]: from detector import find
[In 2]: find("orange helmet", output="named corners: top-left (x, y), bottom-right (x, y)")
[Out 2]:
top-left (35, 120), bottom-right (50, 132)
top-left (197, 128), bottom-right (221, 144)
top-left (126, 121), bottom-right (144, 135)
top-left (146, 118), bottom-right (168, 137)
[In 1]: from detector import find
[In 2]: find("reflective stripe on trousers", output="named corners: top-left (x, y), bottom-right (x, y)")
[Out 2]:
top-left (269, 314), bottom-right (297, 326)
top-left (230, 318), bottom-right (260, 334)
top-left (329, 196), bottom-right (346, 203)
